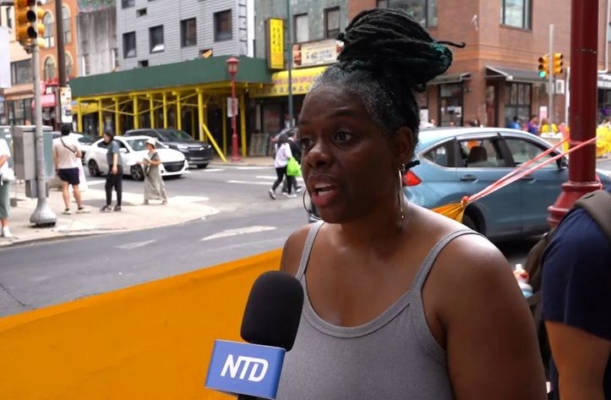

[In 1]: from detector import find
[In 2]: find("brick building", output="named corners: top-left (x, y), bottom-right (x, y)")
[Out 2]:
top-left (339, 0), bottom-right (610, 128)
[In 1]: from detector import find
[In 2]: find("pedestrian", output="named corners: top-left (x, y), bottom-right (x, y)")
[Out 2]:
top-left (269, 133), bottom-right (295, 199)
top-left (282, 129), bottom-right (303, 194)
top-left (541, 189), bottom-right (611, 400)
top-left (0, 137), bottom-right (14, 238)
top-left (139, 138), bottom-right (168, 205)
top-left (276, 8), bottom-right (546, 400)
top-left (53, 124), bottom-right (89, 215)
top-left (101, 131), bottom-right (123, 212)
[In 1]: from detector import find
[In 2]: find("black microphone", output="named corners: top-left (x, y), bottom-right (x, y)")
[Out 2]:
top-left (205, 271), bottom-right (304, 400)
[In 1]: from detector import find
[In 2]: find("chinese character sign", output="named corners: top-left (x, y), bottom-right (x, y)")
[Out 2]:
top-left (267, 19), bottom-right (284, 70)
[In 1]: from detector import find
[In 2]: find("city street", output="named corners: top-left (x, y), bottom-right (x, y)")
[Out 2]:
top-left (0, 165), bottom-right (545, 318)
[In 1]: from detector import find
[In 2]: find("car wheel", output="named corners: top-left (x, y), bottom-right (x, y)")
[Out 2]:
top-left (197, 163), bottom-right (209, 169)
top-left (88, 160), bottom-right (101, 177)
top-left (462, 214), bottom-right (478, 232)
top-left (131, 165), bottom-right (145, 181)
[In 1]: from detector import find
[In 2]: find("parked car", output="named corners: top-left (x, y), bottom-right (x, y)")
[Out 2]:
top-left (51, 131), bottom-right (97, 165)
top-left (85, 135), bottom-right (188, 181)
top-left (308, 127), bottom-right (611, 242)
top-left (124, 128), bottom-right (213, 169)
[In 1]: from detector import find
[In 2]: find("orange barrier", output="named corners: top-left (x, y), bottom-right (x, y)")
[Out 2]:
top-left (0, 250), bottom-right (281, 400)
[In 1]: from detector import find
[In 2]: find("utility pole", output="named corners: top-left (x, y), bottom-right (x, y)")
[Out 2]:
top-left (54, 0), bottom-right (67, 130)
top-left (286, 0), bottom-right (294, 127)
top-left (548, 24), bottom-right (554, 125)
top-left (548, 0), bottom-right (599, 225)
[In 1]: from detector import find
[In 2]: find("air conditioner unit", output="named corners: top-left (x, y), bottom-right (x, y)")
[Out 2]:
top-left (555, 79), bottom-right (566, 94)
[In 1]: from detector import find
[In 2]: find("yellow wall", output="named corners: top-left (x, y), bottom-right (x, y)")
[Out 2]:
top-left (0, 250), bottom-right (281, 400)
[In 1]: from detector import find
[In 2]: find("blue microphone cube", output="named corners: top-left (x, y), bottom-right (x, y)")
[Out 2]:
top-left (205, 340), bottom-right (286, 399)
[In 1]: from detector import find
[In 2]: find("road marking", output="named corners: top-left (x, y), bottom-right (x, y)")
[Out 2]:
top-left (201, 226), bottom-right (276, 241)
top-left (203, 168), bottom-right (224, 172)
top-left (235, 166), bottom-right (273, 170)
top-left (227, 180), bottom-right (271, 185)
top-left (256, 175), bottom-right (303, 181)
top-left (116, 240), bottom-right (157, 250)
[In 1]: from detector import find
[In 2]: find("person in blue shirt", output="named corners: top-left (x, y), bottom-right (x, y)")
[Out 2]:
top-left (527, 115), bottom-right (540, 135)
top-left (507, 116), bottom-right (521, 130)
top-left (542, 191), bottom-right (611, 400)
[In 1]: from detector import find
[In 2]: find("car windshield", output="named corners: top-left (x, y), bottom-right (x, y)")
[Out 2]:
top-left (164, 129), bottom-right (194, 142)
top-left (125, 138), bottom-right (167, 151)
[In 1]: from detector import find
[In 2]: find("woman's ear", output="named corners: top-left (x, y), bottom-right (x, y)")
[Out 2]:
top-left (391, 126), bottom-right (415, 167)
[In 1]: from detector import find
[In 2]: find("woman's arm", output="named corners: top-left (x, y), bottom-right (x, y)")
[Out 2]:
top-left (437, 236), bottom-right (547, 400)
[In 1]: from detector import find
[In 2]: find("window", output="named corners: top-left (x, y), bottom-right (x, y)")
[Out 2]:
top-left (214, 10), bottom-right (232, 41)
top-left (138, 60), bottom-right (149, 67)
top-left (501, 0), bottom-right (531, 29)
top-left (10, 60), bottom-right (32, 85)
top-left (324, 8), bottom-right (340, 39)
top-left (62, 6), bottom-right (71, 44)
top-left (505, 138), bottom-right (556, 169)
top-left (181, 18), bottom-right (197, 47)
top-left (121, 0), bottom-right (134, 8)
top-left (458, 138), bottom-right (508, 168)
top-left (504, 83), bottom-right (531, 128)
top-left (5, 7), bottom-right (13, 29)
top-left (123, 31), bottom-right (136, 58)
top-left (294, 14), bottom-right (309, 43)
top-left (149, 25), bottom-right (164, 53)
top-left (423, 141), bottom-right (455, 167)
top-left (82, 54), bottom-right (90, 76)
top-left (65, 53), bottom-right (73, 77)
top-left (43, 57), bottom-right (56, 81)
top-left (43, 12), bottom-right (54, 48)
top-left (439, 83), bottom-right (463, 127)
top-left (377, 0), bottom-right (437, 27)
top-left (137, 8), bottom-right (147, 17)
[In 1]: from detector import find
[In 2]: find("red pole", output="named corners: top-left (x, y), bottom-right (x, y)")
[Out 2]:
top-left (230, 76), bottom-right (240, 162)
top-left (548, 0), bottom-right (600, 226)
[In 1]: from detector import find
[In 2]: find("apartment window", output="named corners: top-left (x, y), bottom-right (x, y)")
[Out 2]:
top-left (10, 60), bottom-right (32, 85)
top-left (149, 25), bottom-right (164, 53)
top-left (123, 31), bottom-right (136, 58)
top-left (82, 54), bottom-right (90, 76)
top-left (43, 57), bottom-right (56, 81)
top-left (294, 14), bottom-right (309, 43)
top-left (324, 7), bottom-right (340, 39)
top-left (137, 8), bottom-right (147, 17)
top-left (65, 54), bottom-right (73, 77)
top-left (377, 0), bottom-right (437, 27)
top-left (43, 12), bottom-right (54, 48)
top-left (214, 10), bottom-right (232, 41)
top-left (181, 18), bottom-right (197, 47)
top-left (121, 0), bottom-right (134, 8)
top-left (501, 0), bottom-right (531, 30)
top-left (138, 60), bottom-right (149, 67)
top-left (5, 7), bottom-right (13, 29)
top-left (112, 48), bottom-right (119, 68)
top-left (62, 6), bottom-right (71, 44)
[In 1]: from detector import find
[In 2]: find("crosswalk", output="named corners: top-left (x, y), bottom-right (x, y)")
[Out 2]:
top-left (227, 175), bottom-right (304, 186)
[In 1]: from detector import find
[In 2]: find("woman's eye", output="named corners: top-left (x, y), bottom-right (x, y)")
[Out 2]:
top-left (300, 138), bottom-right (312, 149)
top-left (334, 131), bottom-right (353, 142)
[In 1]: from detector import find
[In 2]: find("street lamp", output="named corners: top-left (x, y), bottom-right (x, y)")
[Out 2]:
top-left (226, 57), bottom-right (240, 162)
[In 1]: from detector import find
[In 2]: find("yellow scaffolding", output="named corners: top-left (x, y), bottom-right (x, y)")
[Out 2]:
top-left (73, 83), bottom-right (250, 161)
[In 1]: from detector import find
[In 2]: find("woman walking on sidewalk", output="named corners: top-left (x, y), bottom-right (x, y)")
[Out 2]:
top-left (0, 137), bottom-right (13, 238)
top-left (269, 133), bottom-right (295, 199)
top-left (139, 138), bottom-right (168, 205)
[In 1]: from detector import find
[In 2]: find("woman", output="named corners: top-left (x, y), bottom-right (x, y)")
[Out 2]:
top-left (0, 137), bottom-right (12, 238)
top-left (277, 9), bottom-right (547, 400)
top-left (269, 133), bottom-right (295, 199)
top-left (139, 138), bottom-right (167, 205)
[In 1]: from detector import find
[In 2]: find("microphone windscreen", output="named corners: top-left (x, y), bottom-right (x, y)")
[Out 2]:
top-left (240, 271), bottom-right (304, 351)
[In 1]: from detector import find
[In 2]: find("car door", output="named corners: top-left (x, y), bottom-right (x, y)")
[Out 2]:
top-left (93, 141), bottom-right (109, 174)
top-left (455, 133), bottom-right (522, 237)
top-left (116, 140), bottom-right (131, 171)
top-left (501, 133), bottom-right (567, 235)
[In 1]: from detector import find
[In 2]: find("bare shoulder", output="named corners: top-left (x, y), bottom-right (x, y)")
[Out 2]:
top-left (280, 224), bottom-right (315, 275)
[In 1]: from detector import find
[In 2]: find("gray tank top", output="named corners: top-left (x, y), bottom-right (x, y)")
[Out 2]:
top-left (276, 221), bottom-right (478, 400)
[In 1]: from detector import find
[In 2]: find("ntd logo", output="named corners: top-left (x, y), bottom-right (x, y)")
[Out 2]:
top-left (205, 340), bottom-right (286, 399)
top-left (221, 355), bottom-right (269, 382)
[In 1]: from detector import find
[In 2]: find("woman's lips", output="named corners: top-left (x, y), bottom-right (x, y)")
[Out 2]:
top-left (310, 184), bottom-right (339, 208)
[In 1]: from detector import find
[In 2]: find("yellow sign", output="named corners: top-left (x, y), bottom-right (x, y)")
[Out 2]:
top-left (250, 66), bottom-right (328, 98)
top-left (267, 18), bottom-right (284, 70)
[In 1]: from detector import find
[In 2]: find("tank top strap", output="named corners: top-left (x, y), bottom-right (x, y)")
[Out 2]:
top-left (409, 229), bottom-right (482, 294)
top-left (295, 221), bottom-right (325, 281)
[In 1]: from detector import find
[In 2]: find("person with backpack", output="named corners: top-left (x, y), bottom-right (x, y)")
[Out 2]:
top-left (526, 188), bottom-right (611, 399)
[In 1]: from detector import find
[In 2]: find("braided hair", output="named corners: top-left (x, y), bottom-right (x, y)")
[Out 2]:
top-left (311, 8), bottom-right (465, 146)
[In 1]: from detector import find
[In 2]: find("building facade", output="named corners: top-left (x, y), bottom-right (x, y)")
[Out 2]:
top-left (77, 5), bottom-right (118, 77)
top-left (116, 0), bottom-right (254, 70)
top-left (0, 5), bottom-right (33, 126)
top-left (251, 0), bottom-right (348, 134)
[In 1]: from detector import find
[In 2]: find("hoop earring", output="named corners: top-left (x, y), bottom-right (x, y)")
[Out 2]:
top-left (302, 189), bottom-right (320, 220)
top-left (398, 164), bottom-right (406, 220)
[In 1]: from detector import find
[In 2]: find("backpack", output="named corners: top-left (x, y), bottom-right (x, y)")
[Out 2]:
top-left (524, 189), bottom-right (611, 376)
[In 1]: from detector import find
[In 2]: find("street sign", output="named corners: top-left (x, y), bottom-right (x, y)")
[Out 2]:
top-left (227, 97), bottom-right (239, 118)
top-left (59, 86), bottom-right (72, 123)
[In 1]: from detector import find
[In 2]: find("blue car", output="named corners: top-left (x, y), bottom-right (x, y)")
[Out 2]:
top-left (307, 127), bottom-right (611, 242)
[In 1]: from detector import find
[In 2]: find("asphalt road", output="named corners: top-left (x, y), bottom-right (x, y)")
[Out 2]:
top-left (2, 160), bottom-right (607, 318)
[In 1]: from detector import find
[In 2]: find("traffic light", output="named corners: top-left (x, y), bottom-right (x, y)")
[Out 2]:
top-left (553, 52), bottom-right (564, 76)
top-left (15, 0), bottom-right (45, 48)
top-left (538, 54), bottom-right (549, 78)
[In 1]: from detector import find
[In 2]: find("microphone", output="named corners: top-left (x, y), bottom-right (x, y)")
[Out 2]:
top-left (205, 271), bottom-right (304, 400)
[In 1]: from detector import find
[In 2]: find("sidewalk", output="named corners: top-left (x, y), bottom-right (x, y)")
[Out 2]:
top-left (0, 182), bottom-right (220, 248)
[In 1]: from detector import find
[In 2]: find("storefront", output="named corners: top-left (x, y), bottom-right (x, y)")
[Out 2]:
top-left (427, 73), bottom-right (470, 127)
top-left (597, 74), bottom-right (611, 122)
top-left (5, 97), bottom-right (34, 126)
